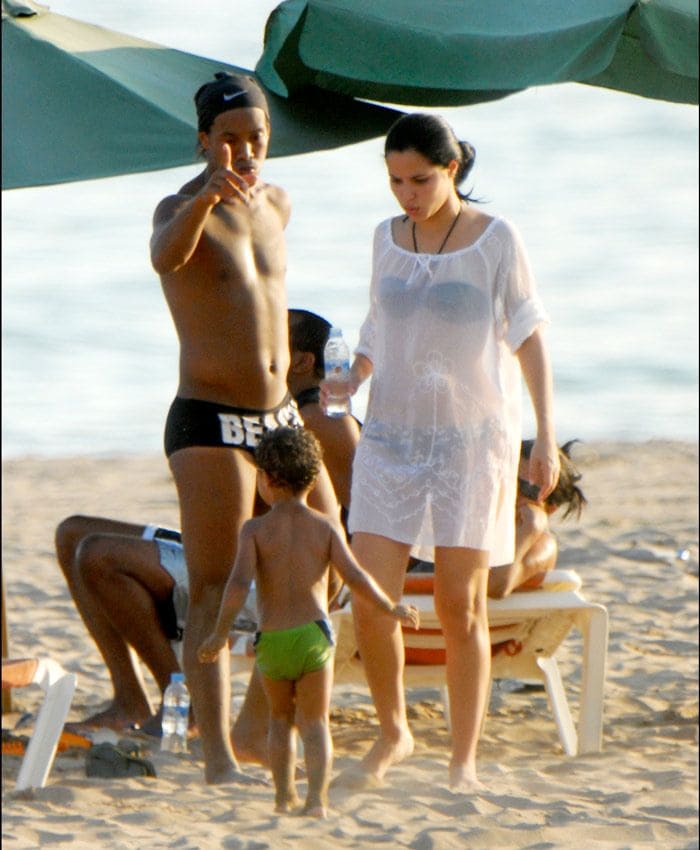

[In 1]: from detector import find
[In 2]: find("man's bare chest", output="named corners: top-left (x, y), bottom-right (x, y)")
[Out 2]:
top-left (201, 205), bottom-right (285, 277)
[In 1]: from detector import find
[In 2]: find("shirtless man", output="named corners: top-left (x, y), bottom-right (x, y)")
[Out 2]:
top-left (150, 71), bottom-right (340, 784)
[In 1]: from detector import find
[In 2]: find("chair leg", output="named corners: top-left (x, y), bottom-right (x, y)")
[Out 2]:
top-left (15, 660), bottom-right (77, 791)
top-left (574, 605), bottom-right (608, 754)
top-left (537, 655), bottom-right (577, 756)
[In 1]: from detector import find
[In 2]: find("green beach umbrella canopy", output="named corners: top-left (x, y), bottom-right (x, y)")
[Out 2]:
top-left (1, 0), bottom-right (401, 190)
top-left (256, 0), bottom-right (698, 107)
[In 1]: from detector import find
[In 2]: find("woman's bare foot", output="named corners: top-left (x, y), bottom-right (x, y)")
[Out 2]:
top-left (332, 730), bottom-right (414, 789)
top-left (449, 761), bottom-right (485, 793)
top-left (361, 729), bottom-right (414, 777)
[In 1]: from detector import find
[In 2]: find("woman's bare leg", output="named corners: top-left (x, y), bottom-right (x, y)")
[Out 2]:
top-left (343, 533), bottom-right (413, 786)
top-left (434, 546), bottom-right (490, 791)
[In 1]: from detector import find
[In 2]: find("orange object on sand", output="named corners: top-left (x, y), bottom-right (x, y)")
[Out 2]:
top-left (1, 657), bottom-right (78, 790)
top-left (2, 727), bottom-right (91, 757)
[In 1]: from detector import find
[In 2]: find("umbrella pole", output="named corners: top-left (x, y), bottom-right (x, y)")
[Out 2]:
top-left (2, 575), bottom-right (11, 713)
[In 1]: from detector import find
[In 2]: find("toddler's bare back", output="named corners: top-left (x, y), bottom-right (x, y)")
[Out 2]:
top-left (249, 501), bottom-right (335, 632)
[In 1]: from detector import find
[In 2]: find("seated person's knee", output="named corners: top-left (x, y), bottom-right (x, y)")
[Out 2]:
top-left (75, 534), bottom-right (120, 583)
top-left (55, 514), bottom-right (93, 560)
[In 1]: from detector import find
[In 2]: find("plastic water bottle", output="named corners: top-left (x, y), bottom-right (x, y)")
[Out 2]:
top-left (324, 327), bottom-right (351, 417)
top-left (161, 672), bottom-right (190, 754)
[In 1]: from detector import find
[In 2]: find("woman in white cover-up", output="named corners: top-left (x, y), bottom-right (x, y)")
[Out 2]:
top-left (323, 113), bottom-right (560, 791)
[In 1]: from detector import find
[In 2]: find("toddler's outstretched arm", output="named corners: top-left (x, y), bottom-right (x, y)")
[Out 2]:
top-left (329, 526), bottom-right (419, 628)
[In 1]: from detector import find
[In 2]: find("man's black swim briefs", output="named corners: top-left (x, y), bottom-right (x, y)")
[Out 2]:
top-left (164, 395), bottom-right (303, 458)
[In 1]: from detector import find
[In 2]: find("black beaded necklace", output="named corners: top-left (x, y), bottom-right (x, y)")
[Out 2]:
top-left (412, 205), bottom-right (462, 255)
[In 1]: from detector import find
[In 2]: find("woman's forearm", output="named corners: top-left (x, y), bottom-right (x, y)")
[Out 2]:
top-left (349, 353), bottom-right (373, 394)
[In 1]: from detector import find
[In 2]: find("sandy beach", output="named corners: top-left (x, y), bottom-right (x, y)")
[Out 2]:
top-left (2, 440), bottom-right (698, 849)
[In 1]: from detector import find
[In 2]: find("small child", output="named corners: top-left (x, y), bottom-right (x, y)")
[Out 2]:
top-left (487, 439), bottom-right (587, 598)
top-left (198, 426), bottom-right (419, 818)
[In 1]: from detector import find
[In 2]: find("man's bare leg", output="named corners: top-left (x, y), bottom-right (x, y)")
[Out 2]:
top-left (55, 517), bottom-right (165, 730)
top-left (335, 533), bottom-right (414, 788)
top-left (76, 535), bottom-right (182, 731)
top-left (232, 666), bottom-right (270, 765)
top-left (295, 665), bottom-right (333, 818)
top-left (434, 547), bottom-right (490, 792)
top-left (171, 447), bottom-right (263, 785)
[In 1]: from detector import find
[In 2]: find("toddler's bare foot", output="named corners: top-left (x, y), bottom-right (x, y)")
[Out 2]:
top-left (275, 793), bottom-right (302, 813)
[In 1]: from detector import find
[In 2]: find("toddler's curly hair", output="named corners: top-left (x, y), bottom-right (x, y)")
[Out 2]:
top-left (254, 427), bottom-right (323, 494)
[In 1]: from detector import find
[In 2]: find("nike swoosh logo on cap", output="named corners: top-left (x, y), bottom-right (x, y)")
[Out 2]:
top-left (223, 91), bottom-right (246, 102)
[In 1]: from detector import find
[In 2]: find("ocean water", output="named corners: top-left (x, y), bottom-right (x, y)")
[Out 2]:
top-left (2, 1), bottom-right (698, 459)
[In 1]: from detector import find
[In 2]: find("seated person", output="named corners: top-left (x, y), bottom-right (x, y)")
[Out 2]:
top-left (55, 515), bottom-right (255, 735)
top-left (287, 308), bottom-right (361, 530)
top-left (488, 439), bottom-right (587, 598)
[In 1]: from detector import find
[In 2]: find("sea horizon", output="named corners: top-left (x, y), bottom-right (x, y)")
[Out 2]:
top-left (2, 1), bottom-right (698, 459)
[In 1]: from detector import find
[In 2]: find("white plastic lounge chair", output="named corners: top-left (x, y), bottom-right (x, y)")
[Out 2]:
top-left (2, 657), bottom-right (78, 790)
top-left (331, 568), bottom-right (608, 756)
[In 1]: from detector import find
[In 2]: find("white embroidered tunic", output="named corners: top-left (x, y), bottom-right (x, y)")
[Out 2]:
top-left (348, 215), bottom-right (549, 565)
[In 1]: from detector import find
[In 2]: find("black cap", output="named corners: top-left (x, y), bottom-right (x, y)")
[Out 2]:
top-left (194, 72), bottom-right (269, 133)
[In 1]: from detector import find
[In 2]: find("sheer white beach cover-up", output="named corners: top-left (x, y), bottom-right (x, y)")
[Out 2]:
top-left (348, 216), bottom-right (549, 565)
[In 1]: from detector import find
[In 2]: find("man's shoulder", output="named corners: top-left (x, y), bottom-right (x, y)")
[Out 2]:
top-left (261, 181), bottom-right (291, 220)
top-left (152, 187), bottom-right (195, 224)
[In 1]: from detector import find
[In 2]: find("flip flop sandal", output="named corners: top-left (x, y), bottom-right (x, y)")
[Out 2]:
top-left (85, 742), bottom-right (157, 779)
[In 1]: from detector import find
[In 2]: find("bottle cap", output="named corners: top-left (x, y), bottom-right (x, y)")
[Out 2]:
top-left (171, 672), bottom-right (185, 683)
